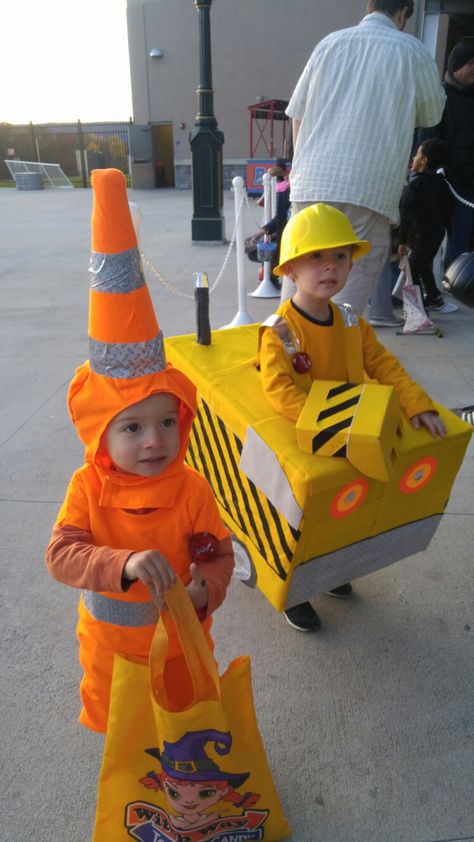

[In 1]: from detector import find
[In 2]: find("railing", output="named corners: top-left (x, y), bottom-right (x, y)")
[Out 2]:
top-left (0, 120), bottom-right (131, 187)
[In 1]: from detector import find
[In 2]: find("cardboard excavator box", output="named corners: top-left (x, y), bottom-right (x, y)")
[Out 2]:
top-left (296, 379), bottom-right (402, 483)
top-left (165, 325), bottom-right (472, 611)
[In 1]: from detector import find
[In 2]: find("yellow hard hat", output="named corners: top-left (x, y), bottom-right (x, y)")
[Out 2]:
top-left (274, 203), bottom-right (371, 275)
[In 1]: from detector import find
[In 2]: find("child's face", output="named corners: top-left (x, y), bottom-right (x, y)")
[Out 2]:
top-left (284, 247), bottom-right (353, 303)
top-left (411, 146), bottom-right (428, 173)
top-left (453, 57), bottom-right (474, 88)
top-left (163, 777), bottom-right (228, 816)
top-left (104, 392), bottom-right (180, 477)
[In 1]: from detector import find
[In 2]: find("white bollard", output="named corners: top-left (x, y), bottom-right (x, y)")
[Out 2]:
top-left (270, 174), bottom-right (277, 219)
top-left (249, 171), bottom-right (280, 298)
top-left (222, 176), bottom-right (254, 328)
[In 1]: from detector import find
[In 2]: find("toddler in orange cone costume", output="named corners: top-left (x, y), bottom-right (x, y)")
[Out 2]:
top-left (45, 169), bottom-right (234, 733)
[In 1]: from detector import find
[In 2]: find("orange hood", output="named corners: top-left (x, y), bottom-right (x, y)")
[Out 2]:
top-left (67, 362), bottom-right (197, 509)
top-left (67, 167), bottom-right (197, 508)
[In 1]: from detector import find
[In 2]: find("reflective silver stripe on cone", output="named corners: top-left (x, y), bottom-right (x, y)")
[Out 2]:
top-left (89, 332), bottom-right (166, 378)
top-left (82, 591), bottom-right (159, 627)
top-left (89, 248), bottom-right (145, 293)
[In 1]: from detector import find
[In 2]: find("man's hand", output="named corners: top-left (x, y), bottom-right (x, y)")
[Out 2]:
top-left (123, 550), bottom-right (176, 608)
top-left (411, 411), bottom-right (446, 437)
top-left (398, 244), bottom-right (409, 257)
top-left (185, 562), bottom-right (208, 611)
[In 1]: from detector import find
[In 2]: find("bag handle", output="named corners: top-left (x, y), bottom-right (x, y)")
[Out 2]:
top-left (149, 579), bottom-right (220, 707)
top-left (392, 256), bottom-right (414, 298)
top-left (400, 255), bottom-right (414, 287)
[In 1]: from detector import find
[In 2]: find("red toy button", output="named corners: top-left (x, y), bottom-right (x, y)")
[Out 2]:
top-left (189, 532), bottom-right (219, 563)
top-left (292, 352), bottom-right (311, 373)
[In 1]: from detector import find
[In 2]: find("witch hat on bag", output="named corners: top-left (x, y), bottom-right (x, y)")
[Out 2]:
top-left (145, 730), bottom-right (250, 787)
top-left (67, 168), bottom-right (196, 469)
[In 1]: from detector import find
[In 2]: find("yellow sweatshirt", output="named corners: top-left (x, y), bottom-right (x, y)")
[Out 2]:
top-left (259, 299), bottom-right (435, 423)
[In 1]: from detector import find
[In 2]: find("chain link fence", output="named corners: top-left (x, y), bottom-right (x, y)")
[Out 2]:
top-left (1, 120), bottom-right (131, 187)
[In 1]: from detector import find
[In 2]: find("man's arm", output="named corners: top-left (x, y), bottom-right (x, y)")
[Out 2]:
top-left (415, 54), bottom-right (446, 129)
top-left (292, 118), bottom-right (301, 148)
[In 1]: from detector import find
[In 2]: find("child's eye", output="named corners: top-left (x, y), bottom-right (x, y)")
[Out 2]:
top-left (310, 252), bottom-right (322, 260)
top-left (336, 252), bottom-right (349, 261)
top-left (165, 785), bottom-right (180, 800)
top-left (162, 416), bottom-right (177, 428)
top-left (124, 423), bottom-right (140, 433)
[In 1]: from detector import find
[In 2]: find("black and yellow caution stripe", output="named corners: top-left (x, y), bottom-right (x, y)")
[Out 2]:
top-left (311, 383), bottom-right (363, 457)
top-left (187, 398), bottom-right (299, 582)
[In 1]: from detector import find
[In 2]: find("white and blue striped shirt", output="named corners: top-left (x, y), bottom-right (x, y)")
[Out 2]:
top-left (287, 13), bottom-right (446, 223)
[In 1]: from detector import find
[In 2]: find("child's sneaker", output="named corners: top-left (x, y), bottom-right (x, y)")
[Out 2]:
top-left (284, 601), bottom-right (321, 631)
top-left (424, 297), bottom-right (459, 313)
top-left (452, 405), bottom-right (474, 426)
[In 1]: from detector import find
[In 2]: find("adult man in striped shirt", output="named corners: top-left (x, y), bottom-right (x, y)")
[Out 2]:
top-left (282, 0), bottom-right (446, 319)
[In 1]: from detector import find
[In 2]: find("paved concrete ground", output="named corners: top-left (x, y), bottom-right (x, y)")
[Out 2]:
top-left (1, 185), bottom-right (473, 842)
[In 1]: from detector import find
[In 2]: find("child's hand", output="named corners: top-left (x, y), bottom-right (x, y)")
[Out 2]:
top-left (411, 411), bottom-right (446, 438)
top-left (185, 562), bottom-right (208, 611)
top-left (123, 550), bottom-right (176, 608)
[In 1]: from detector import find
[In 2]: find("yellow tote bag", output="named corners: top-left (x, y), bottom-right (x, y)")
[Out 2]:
top-left (92, 580), bottom-right (291, 841)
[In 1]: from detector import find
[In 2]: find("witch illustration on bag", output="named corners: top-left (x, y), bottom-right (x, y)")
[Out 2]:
top-left (136, 729), bottom-right (267, 838)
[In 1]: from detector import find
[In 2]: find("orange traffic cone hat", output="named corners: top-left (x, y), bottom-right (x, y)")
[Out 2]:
top-left (67, 168), bottom-right (196, 469)
top-left (88, 168), bottom-right (165, 378)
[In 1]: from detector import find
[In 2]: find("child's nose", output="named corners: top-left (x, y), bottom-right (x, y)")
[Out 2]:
top-left (143, 428), bottom-right (163, 448)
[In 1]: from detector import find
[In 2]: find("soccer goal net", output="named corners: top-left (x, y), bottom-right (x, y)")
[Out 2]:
top-left (4, 159), bottom-right (73, 188)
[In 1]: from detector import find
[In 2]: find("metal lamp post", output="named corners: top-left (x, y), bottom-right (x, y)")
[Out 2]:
top-left (190, 0), bottom-right (225, 242)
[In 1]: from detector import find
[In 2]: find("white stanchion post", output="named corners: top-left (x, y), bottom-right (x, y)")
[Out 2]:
top-left (249, 171), bottom-right (280, 298)
top-left (270, 175), bottom-right (277, 218)
top-left (263, 171), bottom-right (272, 224)
top-left (222, 176), bottom-right (254, 328)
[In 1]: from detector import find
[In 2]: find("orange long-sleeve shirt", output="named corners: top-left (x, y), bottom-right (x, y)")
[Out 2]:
top-left (45, 463), bottom-right (233, 619)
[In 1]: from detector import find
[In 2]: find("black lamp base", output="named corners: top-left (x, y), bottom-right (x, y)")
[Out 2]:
top-left (191, 216), bottom-right (225, 242)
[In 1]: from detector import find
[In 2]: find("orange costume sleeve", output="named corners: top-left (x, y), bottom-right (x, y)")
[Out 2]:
top-left (45, 524), bottom-right (234, 618)
top-left (45, 525), bottom-right (132, 592)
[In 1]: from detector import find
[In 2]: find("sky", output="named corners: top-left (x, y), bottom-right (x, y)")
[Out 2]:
top-left (1, 0), bottom-right (133, 124)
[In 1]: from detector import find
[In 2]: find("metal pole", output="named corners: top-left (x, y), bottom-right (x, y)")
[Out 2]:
top-left (30, 122), bottom-right (40, 163)
top-left (77, 120), bottom-right (88, 188)
top-left (190, 0), bottom-right (225, 241)
top-left (222, 177), bottom-right (254, 327)
top-left (194, 272), bottom-right (212, 345)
